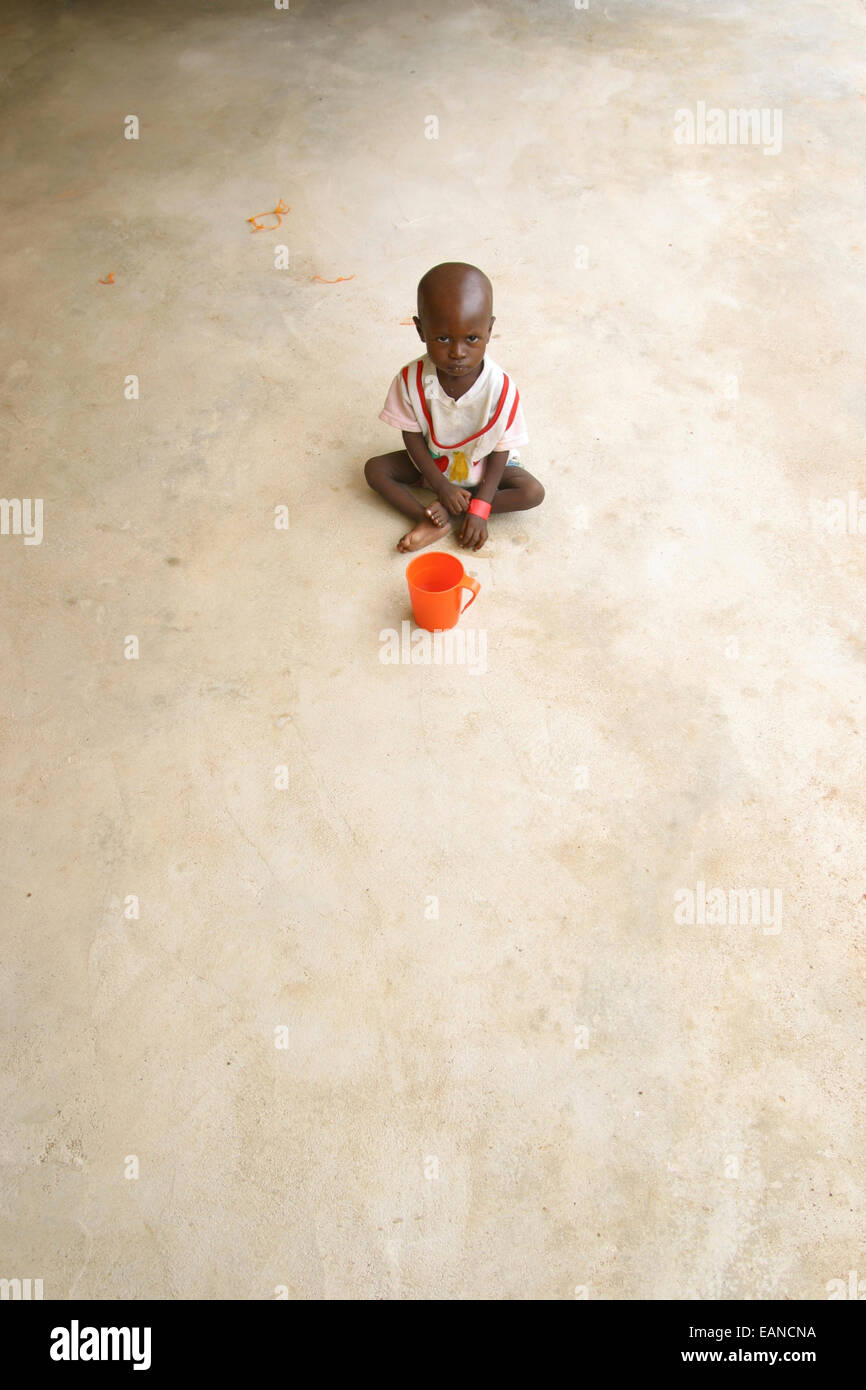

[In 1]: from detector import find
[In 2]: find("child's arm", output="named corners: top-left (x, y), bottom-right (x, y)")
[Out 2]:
top-left (402, 431), bottom-right (471, 514)
top-left (474, 450), bottom-right (509, 505)
top-left (458, 450), bottom-right (509, 549)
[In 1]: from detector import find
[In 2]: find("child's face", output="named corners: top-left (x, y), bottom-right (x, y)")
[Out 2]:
top-left (413, 303), bottom-right (494, 381)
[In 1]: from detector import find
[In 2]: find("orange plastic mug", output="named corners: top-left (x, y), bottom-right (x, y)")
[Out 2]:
top-left (406, 551), bottom-right (480, 631)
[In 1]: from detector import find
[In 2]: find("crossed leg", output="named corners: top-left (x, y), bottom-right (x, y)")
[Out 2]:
top-left (364, 450), bottom-right (452, 552)
top-left (364, 449), bottom-right (545, 552)
top-left (486, 467), bottom-right (545, 514)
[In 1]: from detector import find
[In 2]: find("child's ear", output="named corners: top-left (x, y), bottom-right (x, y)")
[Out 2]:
top-left (413, 316), bottom-right (425, 341)
top-left (488, 315), bottom-right (496, 335)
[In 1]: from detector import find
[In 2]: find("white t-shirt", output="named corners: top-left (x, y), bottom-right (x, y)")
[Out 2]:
top-left (379, 353), bottom-right (528, 487)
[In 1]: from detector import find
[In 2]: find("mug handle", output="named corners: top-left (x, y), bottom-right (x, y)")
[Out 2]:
top-left (460, 575), bottom-right (480, 614)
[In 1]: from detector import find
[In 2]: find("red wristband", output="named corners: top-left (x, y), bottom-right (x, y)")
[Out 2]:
top-left (468, 498), bottom-right (491, 520)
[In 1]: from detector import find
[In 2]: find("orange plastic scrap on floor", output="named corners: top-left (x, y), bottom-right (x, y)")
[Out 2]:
top-left (312, 274), bottom-right (355, 283)
top-left (247, 198), bottom-right (289, 232)
top-left (98, 272), bottom-right (115, 284)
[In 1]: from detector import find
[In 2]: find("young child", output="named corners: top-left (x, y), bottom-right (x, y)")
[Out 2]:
top-left (365, 262), bottom-right (544, 552)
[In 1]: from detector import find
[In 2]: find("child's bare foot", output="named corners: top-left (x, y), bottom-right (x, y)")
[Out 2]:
top-left (397, 513), bottom-right (451, 552)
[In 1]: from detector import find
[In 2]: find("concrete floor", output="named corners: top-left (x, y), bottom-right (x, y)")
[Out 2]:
top-left (2, 0), bottom-right (865, 1300)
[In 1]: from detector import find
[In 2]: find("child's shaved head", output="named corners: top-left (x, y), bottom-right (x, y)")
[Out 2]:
top-left (417, 262), bottom-right (493, 321)
top-left (413, 262), bottom-right (496, 387)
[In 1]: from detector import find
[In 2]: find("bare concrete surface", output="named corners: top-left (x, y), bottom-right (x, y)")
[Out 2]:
top-left (1, 0), bottom-right (865, 1299)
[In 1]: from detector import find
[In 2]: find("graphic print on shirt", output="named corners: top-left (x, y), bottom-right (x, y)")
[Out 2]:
top-left (450, 451), bottom-right (469, 482)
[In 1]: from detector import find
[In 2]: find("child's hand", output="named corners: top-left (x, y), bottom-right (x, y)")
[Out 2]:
top-left (459, 513), bottom-right (488, 551)
top-left (438, 482), bottom-right (471, 515)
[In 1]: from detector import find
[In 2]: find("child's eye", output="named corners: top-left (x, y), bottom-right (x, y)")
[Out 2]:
top-left (436, 336), bottom-right (450, 342)
top-left (467, 335), bottom-right (479, 342)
